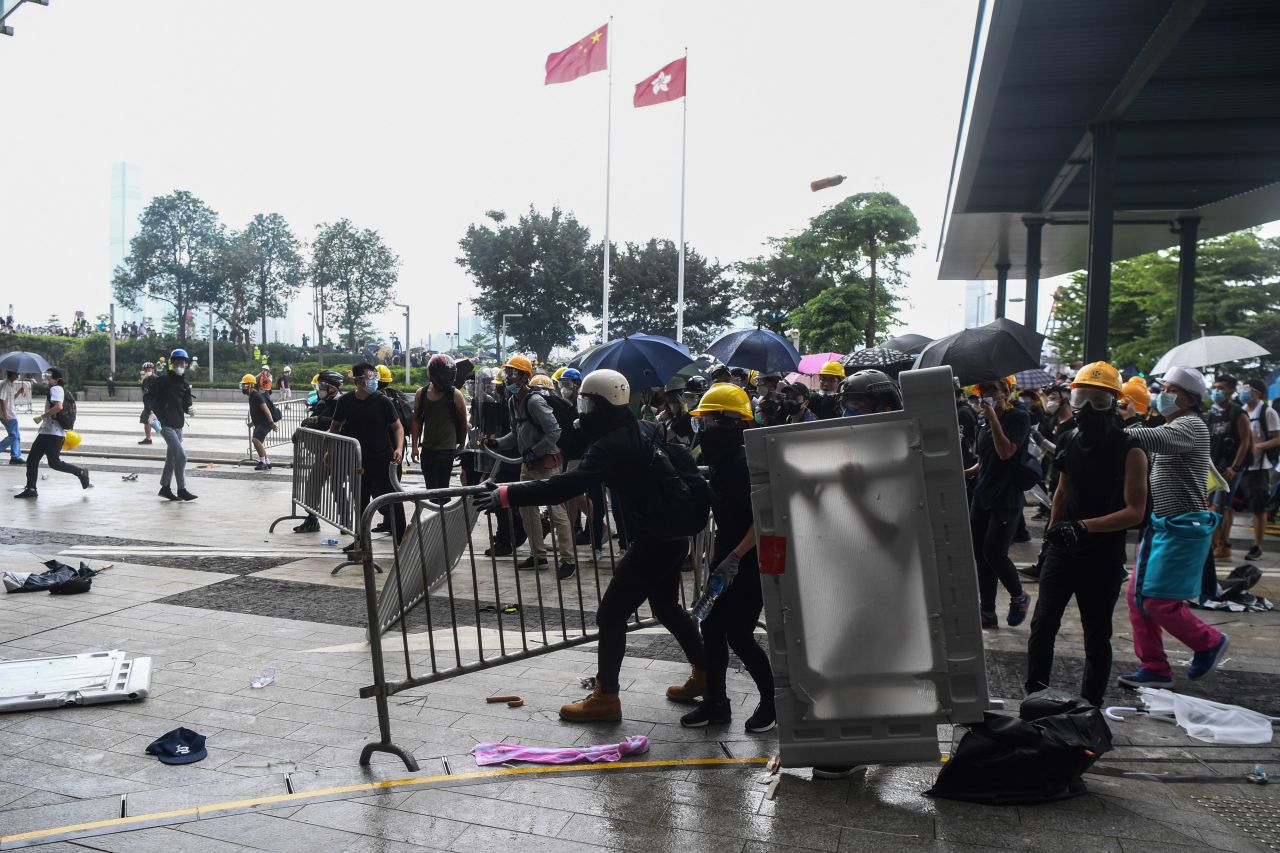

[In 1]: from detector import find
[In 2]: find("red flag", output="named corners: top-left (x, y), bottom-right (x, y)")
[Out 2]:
top-left (544, 24), bottom-right (608, 85)
top-left (633, 57), bottom-right (686, 108)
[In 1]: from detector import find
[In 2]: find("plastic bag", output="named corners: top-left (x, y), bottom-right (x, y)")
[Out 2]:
top-left (1138, 688), bottom-right (1275, 745)
top-left (3, 560), bottom-right (97, 594)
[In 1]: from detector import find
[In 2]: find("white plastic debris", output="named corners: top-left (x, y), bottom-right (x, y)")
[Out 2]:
top-left (1137, 687), bottom-right (1278, 745)
top-left (249, 667), bottom-right (277, 689)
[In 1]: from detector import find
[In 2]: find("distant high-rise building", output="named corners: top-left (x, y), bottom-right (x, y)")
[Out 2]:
top-left (963, 280), bottom-right (995, 329)
top-left (109, 162), bottom-right (156, 327)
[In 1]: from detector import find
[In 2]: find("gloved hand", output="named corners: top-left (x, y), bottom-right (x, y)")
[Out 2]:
top-left (472, 481), bottom-right (500, 513)
top-left (522, 450), bottom-right (537, 464)
top-left (713, 552), bottom-right (741, 584)
top-left (1045, 520), bottom-right (1088, 549)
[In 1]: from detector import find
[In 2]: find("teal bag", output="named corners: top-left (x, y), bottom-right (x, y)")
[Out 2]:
top-left (1135, 510), bottom-right (1219, 607)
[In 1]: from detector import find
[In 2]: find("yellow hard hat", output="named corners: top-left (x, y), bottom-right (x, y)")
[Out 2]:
top-left (1121, 376), bottom-right (1151, 415)
top-left (502, 355), bottom-right (534, 376)
top-left (376, 364), bottom-right (393, 383)
top-left (819, 361), bottom-right (845, 378)
top-left (691, 384), bottom-right (753, 421)
top-left (240, 374), bottom-right (257, 386)
top-left (61, 430), bottom-right (82, 451)
top-left (747, 369), bottom-right (759, 387)
top-left (552, 367), bottom-right (566, 382)
top-left (310, 374), bottom-right (319, 386)
top-left (1071, 361), bottom-right (1122, 395)
top-left (530, 374), bottom-right (555, 390)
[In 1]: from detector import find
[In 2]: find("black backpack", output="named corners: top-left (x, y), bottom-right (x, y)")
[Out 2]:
top-left (386, 389), bottom-right (413, 437)
top-left (265, 395), bottom-right (283, 423)
top-left (54, 390), bottom-right (77, 430)
top-left (1253, 402), bottom-right (1280, 467)
top-left (543, 392), bottom-right (578, 433)
top-left (637, 422), bottom-right (712, 540)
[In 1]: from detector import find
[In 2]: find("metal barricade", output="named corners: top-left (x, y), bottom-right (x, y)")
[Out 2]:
top-left (245, 397), bottom-right (311, 461)
top-left (268, 428), bottom-right (363, 564)
top-left (355, 474), bottom-right (710, 771)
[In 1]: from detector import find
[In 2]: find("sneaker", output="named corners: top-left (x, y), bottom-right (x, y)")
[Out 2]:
top-left (666, 666), bottom-right (706, 703)
top-left (556, 561), bottom-right (576, 581)
top-left (516, 555), bottom-right (548, 570)
top-left (1007, 593), bottom-right (1031, 627)
top-left (293, 516), bottom-right (320, 533)
top-left (1213, 543), bottom-right (1232, 560)
top-left (158, 486), bottom-right (179, 501)
top-left (372, 521), bottom-right (390, 534)
top-left (137, 438), bottom-right (152, 445)
top-left (1245, 546), bottom-right (1263, 561)
top-left (680, 699), bottom-right (732, 728)
top-left (79, 472), bottom-right (92, 490)
top-left (813, 766), bottom-right (856, 780)
top-left (745, 702), bottom-right (777, 733)
top-left (484, 543), bottom-right (514, 558)
top-left (1189, 634), bottom-right (1229, 680)
top-left (254, 461), bottom-right (269, 471)
top-left (980, 613), bottom-right (999, 630)
top-left (8, 458), bottom-right (23, 465)
top-left (1118, 668), bottom-right (1174, 688)
top-left (176, 489), bottom-right (198, 501)
top-left (13, 488), bottom-right (36, 499)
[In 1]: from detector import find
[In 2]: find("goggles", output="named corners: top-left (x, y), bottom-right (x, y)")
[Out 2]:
top-left (1069, 386), bottom-right (1115, 411)
top-left (576, 395), bottom-right (597, 414)
top-left (692, 412), bottom-right (744, 431)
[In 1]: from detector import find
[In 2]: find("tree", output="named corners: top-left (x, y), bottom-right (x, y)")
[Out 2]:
top-left (111, 190), bottom-right (225, 345)
top-left (310, 219), bottom-right (400, 352)
top-left (605, 239), bottom-right (733, 352)
top-left (734, 235), bottom-right (834, 334)
top-left (458, 206), bottom-right (598, 363)
top-left (807, 191), bottom-right (919, 347)
top-left (1049, 230), bottom-right (1280, 373)
top-left (788, 276), bottom-right (902, 353)
top-left (239, 213), bottom-right (305, 348)
top-left (210, 231), bottom-right (264, 356)
top-left (463, 331), bottom-right (495, 356)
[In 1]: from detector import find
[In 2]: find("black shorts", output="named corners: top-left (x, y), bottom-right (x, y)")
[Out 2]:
top-left (252, 423), bottom-right (273, 442)
top-left (1239, 469), bottom-right (1271, 513)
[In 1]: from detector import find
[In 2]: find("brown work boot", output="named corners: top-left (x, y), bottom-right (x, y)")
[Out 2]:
top-left (666, 666), bottom-right (706, 704)
top-left (559, 684), bottom-right (622, 722)
top-left (1213, 543), bottom-right (1232, 560)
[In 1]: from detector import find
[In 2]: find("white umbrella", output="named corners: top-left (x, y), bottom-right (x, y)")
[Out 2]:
top-left (1151, 335), bottom-right (1269, 375)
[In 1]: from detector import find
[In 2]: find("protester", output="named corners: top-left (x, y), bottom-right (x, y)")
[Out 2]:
top-left (241, 373), bottom-right (278, 471)
top-left (292, 370), bottom-right (345, 533)
top-left (279, 366), bottom-right (292, 400)
top-left (1237, 377), bottom-right (1280, 561)
top-left (330, 362), bottom-right (405, 543)
top-left (955, 380), bottom-right (979, 481)
top-left (138, 361), bottom-right (157, 445)
top-left (411, 354), bottom-right (467, 490)
top-left (1205, 374), bottom-right (1251, 559)
top-left (839, 369), bottom-right (902, 416)
top-left (257, 364), bottom-right (273, 397)
top-left (782, 382), bottom-right (817, 423)
top-left (967, 376), bottom-right (1033, 629)
top-left (105, 373), bottom-right (116, 399)
top-left (0, 370), bottom-right (22, 465)
top-left (809, 362), bottom-right (845, 420)
top-left (146, 351), bottom-right (197, 500)
top-left (754, 371), bottom-right (786, 426)
top-left (1024, 363), bottom-right (1147, 706)
top-left (13, 367), bottom-right (90, 499)
top-left (679, 384), bottom-right (775, 732)
top-left (556, 368), bottom-right (606, 551)
top-left (474, 368), bottom-right (706, 723)
top-left (1120, 366), bottom-right (1229, 687)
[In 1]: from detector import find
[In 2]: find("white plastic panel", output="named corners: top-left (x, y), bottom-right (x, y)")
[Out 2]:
top-left (0, 650), bottom-right (152, 713)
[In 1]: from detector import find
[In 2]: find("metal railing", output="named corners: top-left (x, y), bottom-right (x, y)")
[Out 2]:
top-left (355, 474), bottom-right (710, 771)
top-left (269, 428), bottom-right (363, 573)
top-left (245, 397), bottom-right (311, 461)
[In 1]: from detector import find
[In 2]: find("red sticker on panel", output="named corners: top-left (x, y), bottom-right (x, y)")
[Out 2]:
top-left (759, 535), bottom-right (787, 575)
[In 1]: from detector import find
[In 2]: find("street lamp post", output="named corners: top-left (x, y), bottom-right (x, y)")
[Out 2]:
top-left (393, 302), bottom-right (410, 386)
top-left (456, 302), bottom-right (462, 355)
top-left (499, 313), bottom-right (523, 366)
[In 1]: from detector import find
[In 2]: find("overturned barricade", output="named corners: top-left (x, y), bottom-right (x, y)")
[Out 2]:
top-left (746, 366), bottom-right (989, 767)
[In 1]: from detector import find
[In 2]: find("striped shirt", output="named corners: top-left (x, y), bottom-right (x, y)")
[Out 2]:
top-left (1125, 414), bottom-right (1210, 518)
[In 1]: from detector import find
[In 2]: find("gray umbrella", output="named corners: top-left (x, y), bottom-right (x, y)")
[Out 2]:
top-left (0, 351), bottom-right (49, 375)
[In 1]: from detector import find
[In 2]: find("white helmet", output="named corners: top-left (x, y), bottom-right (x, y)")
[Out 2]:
top-left (579, 368), bottom-right (630, 409)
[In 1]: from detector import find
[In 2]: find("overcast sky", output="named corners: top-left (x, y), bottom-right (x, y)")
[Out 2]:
top-left (2, 0), bottom-right (1004, 346)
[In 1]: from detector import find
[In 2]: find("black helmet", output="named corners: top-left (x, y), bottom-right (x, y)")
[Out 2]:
top-left (318, 370), bottom-right (345, 389)
top-left (840, 369), bottom-right (902, 411)
top-left (684, 375), bottom-right (709, 394)
top-left (428, 353), bottom-right (457, 388)
top-left (729, 366), bottom-right (748, 379)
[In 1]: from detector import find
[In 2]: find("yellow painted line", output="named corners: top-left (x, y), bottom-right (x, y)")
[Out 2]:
top-left (0, 756), bottom-right (767, 847)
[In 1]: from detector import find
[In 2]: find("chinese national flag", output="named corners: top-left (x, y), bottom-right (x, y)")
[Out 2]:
top-left (633, 57), bottom-right (686, 108)
top-left (545, 24), bottom-right (608, 85)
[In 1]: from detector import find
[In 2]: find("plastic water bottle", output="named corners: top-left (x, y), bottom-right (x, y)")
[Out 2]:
top-left (324, 538), bottom-right (338, 546)
top-left (149, 417), bottom-right (162, 433)
top-left (691, 576), bottom-right (727, 622)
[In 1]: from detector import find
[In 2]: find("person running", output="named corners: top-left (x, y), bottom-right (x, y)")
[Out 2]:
top-left (411, 354), bottom-right (467, 490)
top-left (1119, 366), bottom-right (1229, 688)
top-left (0, 369), bottom-right (23, 465)
top-left (1237, 377), bottom-right (1280, 561)
top-left (293, 370), bottom-right (346, 533)
top-left (330, 363), bottom-right (405, 543)
top-left (1205, 374), bottom-right (1251, 560)
top-left (146, 350), bottom-right (197, 501)
top-left (1024, 363), bottom-right (1148, 706)
top-left (138, 361), bottom-right (157, 445)
top-left (678, 383), bottom-right (775, 732)
top-left (14, 366), bottom-right (91, 498)
top-left (967, 377), bottom-right (1033, 629)
top-left (241, 373), bottom-right (279, 471)
top-left (474, 369), bottom-right (706, 723)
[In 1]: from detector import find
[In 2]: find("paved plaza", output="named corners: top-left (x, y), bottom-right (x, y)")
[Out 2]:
top-left (0, 401), bottom-right (1278, 852)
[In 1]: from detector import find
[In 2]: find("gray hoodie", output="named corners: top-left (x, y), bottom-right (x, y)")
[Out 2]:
top-left (496, 389), bottom-right (561, 459)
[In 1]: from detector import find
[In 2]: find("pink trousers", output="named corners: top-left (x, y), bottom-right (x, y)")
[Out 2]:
top-left (1126, 573), bottom-right (1223, 677)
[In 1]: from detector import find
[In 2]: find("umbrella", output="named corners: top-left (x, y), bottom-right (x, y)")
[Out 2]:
top-left (0, 351), bottom-right (49, 375)
top-left (567, 341), bottom-right (608, 370)
top-left (843, 347), bottom-right (915, 380)
top-left (1151, 335), bottom-right (1269, 375)
top-left (784, 371), bottom-right (818, 390)
top-left (914, 318), bottom-right (1045, 386)
top-left (1013, 368), bottom-right (1054, 389)
top-left (796, 352), bottom-right (844, 374)
top-left (883, 333), bottom-right (934, 355)
top-left (579, 334), bottom-right (693, 389)
top-left (705, 328), bottom-right (801, 374)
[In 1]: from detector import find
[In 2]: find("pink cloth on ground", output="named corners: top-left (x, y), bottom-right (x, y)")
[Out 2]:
top-left (471, 735), bottom-right (649, 766)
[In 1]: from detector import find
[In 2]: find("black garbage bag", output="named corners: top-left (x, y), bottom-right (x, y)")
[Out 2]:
top-left (927, 689), bottom-right (1112, 805)
top-left (2, 560), bottom-right (98, 594)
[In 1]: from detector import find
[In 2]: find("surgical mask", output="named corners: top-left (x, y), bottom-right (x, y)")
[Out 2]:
top-left (363, 377), bottom-right (380, 393)
top-left (505, 382), bottom-right (521, 395)
top-left (1210, 389), bottom-right (1228, 404)
top-left (1045, 400), bottom-right (1060, 414)
top-left (782, 399), bottom-right (802, 416)
top-left (1239, 389), bottom-right (1254, 403)
top-left (174, 366), bottom-right (186, 376)
top-left (1156, 391), bottom-right (1180, 416)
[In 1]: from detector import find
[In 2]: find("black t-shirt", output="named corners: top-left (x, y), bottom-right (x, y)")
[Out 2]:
top-left (708, 449), bottom-right (758, 572)
top-left (1054, 429), bottom-right (1139, 562)
top-left (333, 391), bottom-right (399, 459)
top-left (973, 407), bottom-right (1032, 513)
top-left (248, 390), bottom-right (273, 426)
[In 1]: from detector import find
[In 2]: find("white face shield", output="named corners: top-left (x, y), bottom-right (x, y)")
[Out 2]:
top-left (576, 395), bottom-right (597, 415)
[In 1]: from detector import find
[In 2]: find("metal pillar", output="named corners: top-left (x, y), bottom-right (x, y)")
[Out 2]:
top-left (1175, 216), bottom-right (1200, 345)
top-left (108, 303), bottom-right (116, 376)
top-left (994, 263), bottom-right (1010, 320)
top-left (1083, 122), bottom-right (1117, 362)
top-left (1023, 219), bottom-right (1043, 333)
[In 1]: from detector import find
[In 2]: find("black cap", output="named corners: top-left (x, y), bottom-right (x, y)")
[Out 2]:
top-left (146, 727), bottom-right (207, 764)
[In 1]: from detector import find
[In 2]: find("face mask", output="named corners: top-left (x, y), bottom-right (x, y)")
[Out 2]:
top-left (1045, 400), bottom-right (1060, 414)
top-left (698, 427), bottom-right (742, 467)
top-left (1074, 404), bottom-right (1117, 442)
top-left (1239, 389), bottom-right (1254, 403)
top-left (782, 400), bottom-right (802, 416)
top-left (1156, 391), bottom-right (1180, 416)
top-left (505, 382), bottom-right (521, 395)
top-left (174, 366), bottom-right (186, 376)
top-left (1210, 389), bottom-right (1228, 404)
top-left (363, 378), bottom-right (380, 393)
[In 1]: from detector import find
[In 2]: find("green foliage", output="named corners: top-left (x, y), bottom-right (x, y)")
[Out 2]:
top-left (458, 206), bottom-right (599, 363)
top-left (604, 238), bottom-right (732, 352)
top-left (788, 277), bottom-right (901, 353)
top-left (734, 236), bottom-right (833, 334)
top-left (238, 213), bottom-right (305, 347)
top-left (310, 219), bottom-right (401, 352)
top-left (1049, 230), bottom-right (1280, 374)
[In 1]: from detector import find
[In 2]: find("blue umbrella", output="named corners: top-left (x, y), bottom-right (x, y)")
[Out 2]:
top-left (704, 328), bottom-right (801, 374)
top-left (579, 334), bottom-right (693, 388)
top-left (0, 351), bottom-right (50, 375)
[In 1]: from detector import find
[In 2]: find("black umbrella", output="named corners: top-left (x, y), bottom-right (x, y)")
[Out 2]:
top-left (882, 333), bottom-right (933, 356)
top-left (914, 318), bottom-right (1044, 386)
top-left (843, 347), bottom-right (915, 379)
top-left (704, 328), bottom-right (801, 374)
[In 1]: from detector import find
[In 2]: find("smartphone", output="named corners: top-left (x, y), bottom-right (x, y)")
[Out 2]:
top-left (982, 396), bottom-right (995, 408)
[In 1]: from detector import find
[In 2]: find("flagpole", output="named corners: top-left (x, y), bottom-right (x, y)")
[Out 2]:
top-left (675, 47), bottom-right (688, 344)
top-left (601, 16), bottom-right (614, 342)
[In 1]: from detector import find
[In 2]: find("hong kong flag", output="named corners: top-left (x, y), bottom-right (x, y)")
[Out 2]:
top-left (634, 57), bottom-right (686, 108)
top-left (545, 24), bottom-right (608, 85)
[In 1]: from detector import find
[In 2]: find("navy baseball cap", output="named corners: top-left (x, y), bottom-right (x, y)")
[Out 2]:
top-left (146, 727), bottom-right (207, 764)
